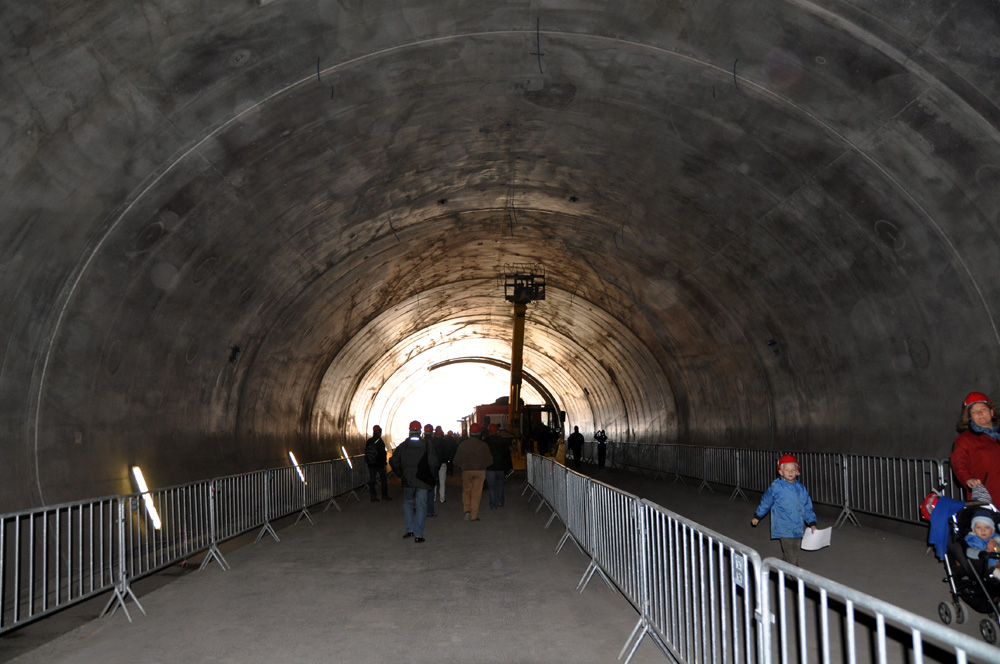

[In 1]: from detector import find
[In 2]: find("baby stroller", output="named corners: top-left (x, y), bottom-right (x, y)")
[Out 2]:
top-left (934, 502), bottom-right (1000, 643)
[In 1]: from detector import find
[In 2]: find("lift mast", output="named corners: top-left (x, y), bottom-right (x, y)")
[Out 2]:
top-left (502, 264), bottom-right (545, 439)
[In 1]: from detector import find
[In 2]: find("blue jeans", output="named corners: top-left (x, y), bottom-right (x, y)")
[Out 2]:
top-left (486, 470), bottom-right (505, 509)
top-left (403, 487), bottom-right (429, 537)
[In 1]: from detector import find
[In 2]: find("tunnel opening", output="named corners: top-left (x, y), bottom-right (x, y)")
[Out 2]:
top-left (376, 361), bottom-right (545, 444)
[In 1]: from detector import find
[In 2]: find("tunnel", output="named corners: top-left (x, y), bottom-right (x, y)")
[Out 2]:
top-left (2, 1), bottom-right (1000, 512)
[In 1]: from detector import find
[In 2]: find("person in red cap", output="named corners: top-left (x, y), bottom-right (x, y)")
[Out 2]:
top-left (388, 420), bottom-right (440, 542)
top-left (364, 425), bottom-right (391, 502)
top-left (422, 423), bottom-right (440, 517)
top-left (950, 391), bottom-right (1000, 504)
top-left (485, 423), bottom-right (513, 510)
top-left (431, 426), bottom-right (453, 504)
top-left (452, 423), bottom-right (492, 520)
top-left (751, 454), bottom-right (817, 565)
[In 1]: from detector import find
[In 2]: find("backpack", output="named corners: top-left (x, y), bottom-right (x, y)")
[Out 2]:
top-left (365, 437), bottom-right (381, 465)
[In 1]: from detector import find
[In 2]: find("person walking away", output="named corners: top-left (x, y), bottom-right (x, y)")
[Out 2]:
top-left (485, 424), bottom-right (513, 509)
top-left (433, 426), bottom-right (452, 502)
top-left (567, 426), bottom-right (584, 469)
top-left (950, 391), bottom-right (1000, 504)
top-left (453, 423), bottom-right (492, 521)
top-left (751, 454), bottom-right (817, 565)
top-left (388, 420), bottom-right (439, 543)
top-left (444, 430), bottom-right (458, 476)
top-left (422, 423), bottom-right (439, 517)
top-left (595, 429), bottom-right (608, 469)
top-left (365, 425), bottom-right (391, 502)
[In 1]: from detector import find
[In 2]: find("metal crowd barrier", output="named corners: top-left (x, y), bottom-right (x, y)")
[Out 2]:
top-left (579, 480), bottom-right (645, 615)
top-left (638, 500), bottom-right (764, 664)
top-left (607, 443), bottom-right (963, 527)
top-left (0, 456), bottom-right (370, 635)
top-left (845, 455), bottom-right (941, 524)
top-left (525, 454), bottom-right (995, 664)
top-left (1, 497), bottom-right (120, 633)
top-left (938, 460), bottom-right (967, 502)
top-left (760, 559), bottom-right (996, 664)
top-left (122, 480), bottom-right (212, 580)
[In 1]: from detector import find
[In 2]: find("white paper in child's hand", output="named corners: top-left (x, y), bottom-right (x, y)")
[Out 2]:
top-left (802, 527), bottom-right (831, 551)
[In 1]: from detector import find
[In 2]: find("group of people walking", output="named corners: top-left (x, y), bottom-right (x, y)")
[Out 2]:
top-left (365, 420), bottom-right (514, 543)
top-left (359, 391), bottom-right (1000, 570)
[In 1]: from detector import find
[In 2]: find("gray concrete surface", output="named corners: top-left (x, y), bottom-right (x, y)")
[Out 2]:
top-left (4, 1), bottom-right (1000, 513)
top-left (2, 469), bottom-right (991, 663)
top-left (3, 475), bottom-right (665, 664)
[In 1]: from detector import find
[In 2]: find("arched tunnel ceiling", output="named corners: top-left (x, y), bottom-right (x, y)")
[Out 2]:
top-left (2, 1), bottom-right (1000, 510)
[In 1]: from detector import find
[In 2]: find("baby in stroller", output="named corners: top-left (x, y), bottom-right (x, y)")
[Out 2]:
top-left (965, 509), bottom-right (1000, 582)
top-left (925, 495), bottom-right (1000, 643)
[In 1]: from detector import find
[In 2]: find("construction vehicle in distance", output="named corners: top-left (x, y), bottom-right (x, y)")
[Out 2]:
top-left (461, 397), bottom-right (564, 468)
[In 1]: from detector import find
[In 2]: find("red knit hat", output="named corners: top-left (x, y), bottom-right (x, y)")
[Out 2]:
top-left (409, 420), bottom-right (422, 432)
top-left (488, 423), bottom-right (498, 434)
top-left (424, 424), bottom-right (433, 433)
top-left (777, 454), bottom-right (799, 471)
top-left (434, 426), bottom-right (444, 436)
top-left (372, 425), bottom-right (381, 433)
top-left (469, 423), bottom-right (481, 434)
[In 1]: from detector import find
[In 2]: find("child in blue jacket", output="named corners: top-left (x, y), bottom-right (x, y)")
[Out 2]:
top-left (751, 454), bottom-right (817, 565)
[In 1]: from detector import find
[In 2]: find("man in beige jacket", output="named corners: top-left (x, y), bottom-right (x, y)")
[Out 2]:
top-left (452, 423), bottom-right (493, 521)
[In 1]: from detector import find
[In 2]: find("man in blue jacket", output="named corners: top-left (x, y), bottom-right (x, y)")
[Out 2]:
top-left (751, 454), bottom-right (817, 565)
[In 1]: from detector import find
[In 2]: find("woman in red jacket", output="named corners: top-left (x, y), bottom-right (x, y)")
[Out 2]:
top-left (950, 391), bottom-right (1000, 504)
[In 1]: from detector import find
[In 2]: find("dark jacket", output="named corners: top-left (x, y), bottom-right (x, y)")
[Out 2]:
top-left (486, 433), bottom-right (513, 472)
top-left (389, 437), bottom-right (440, 490)
top-left (365, 434), bottom-right (387, 467)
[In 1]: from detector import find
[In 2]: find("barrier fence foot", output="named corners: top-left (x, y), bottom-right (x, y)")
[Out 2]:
top-left (323, 497), bottom-right (341, 512)
top-left (198, 544), bottom-right (231, 571)
top-left (577, 559), bottom-right (614, 593)
top-left (293, 506), bottom-right (316, 526)
top-left (834, 505), bottom-right (860, 529)
top-left (729, 486), bottom-right (748, 502)
top-left (99, 582), bottom-right (146, 623)
top-left (254, 521), bottom-right (280, 543)
top-left (619, 617), bottom-right (649, 663)
top-left (544, 510), bottom-right (562, 529)
top-left (346, 489), bottom-right (361, 503)
top-left (534, 498), bottom-right (550, 514)
top-left (556, 528), bottom-right (585, 556)
top-left (698, 479), bottom-right (714, 493)
top-left (671, 473), bottom-right (685, 485)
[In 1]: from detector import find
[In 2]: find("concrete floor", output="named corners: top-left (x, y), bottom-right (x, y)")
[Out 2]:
top-left (0, 468), bottom-right (990, 663)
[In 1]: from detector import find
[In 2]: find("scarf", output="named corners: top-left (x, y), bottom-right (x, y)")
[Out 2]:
top-left (970, 421), bottom-right (1000, 441)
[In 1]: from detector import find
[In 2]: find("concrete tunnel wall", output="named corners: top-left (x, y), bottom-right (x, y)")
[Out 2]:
top-left (2, 1), bottom-right (1000, 511)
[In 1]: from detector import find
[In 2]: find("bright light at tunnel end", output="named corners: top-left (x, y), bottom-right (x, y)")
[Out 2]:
top-left (382, 363), bottom-right (543, 444)
top-left (131, 466), bottom-right (162, 530)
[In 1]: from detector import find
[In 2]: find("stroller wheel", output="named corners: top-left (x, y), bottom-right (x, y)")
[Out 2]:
top-left (980, 618), bottom-right (998, 644)
top-left (955, 602), bottom-right (966, 625)
top-left (938, 602), bottom-right (953, 624)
